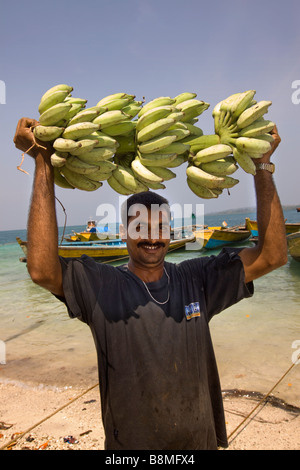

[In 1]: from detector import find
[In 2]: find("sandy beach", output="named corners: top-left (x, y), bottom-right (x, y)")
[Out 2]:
top-left (0, 380), bottom-right (299, 451)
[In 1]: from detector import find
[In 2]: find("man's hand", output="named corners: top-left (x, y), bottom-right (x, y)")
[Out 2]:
top-left (13, 117), bottom-right (52, 160)
top-left (254, 125), bottom-right (281, 164)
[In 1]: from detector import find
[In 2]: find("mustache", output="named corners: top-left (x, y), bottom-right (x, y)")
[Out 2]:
top-left (137, 241), bottom-right (166, 248)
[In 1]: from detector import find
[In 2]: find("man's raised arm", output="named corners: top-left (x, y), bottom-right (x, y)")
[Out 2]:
top-left (14, 118), bottom-right (64, 297)
top-left (239, 126), bottom-right (288, 283)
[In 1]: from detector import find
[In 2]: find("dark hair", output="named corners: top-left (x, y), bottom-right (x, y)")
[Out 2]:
top-left (121, 191), bottom-right (170, 226)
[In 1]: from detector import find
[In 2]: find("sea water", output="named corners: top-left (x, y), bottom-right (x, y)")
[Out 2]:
top-left (0, 209), bottom-right (299, 406)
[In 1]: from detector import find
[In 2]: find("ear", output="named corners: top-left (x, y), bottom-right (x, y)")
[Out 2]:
top-left (119, 223), bottom-right (127, 242)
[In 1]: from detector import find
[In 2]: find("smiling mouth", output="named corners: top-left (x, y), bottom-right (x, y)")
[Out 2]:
top-left (138, 242), bottom-right (165, 250)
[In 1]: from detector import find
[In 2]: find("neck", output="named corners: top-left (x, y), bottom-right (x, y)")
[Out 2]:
top-left (127, 259), bottom-right (165, 283)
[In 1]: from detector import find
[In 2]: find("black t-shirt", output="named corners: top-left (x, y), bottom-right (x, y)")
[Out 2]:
top-left (57, 248), bottom-right (253, 450)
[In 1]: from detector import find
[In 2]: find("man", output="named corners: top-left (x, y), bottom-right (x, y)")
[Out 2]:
top-left (14, 118), bottom-right (287, 450)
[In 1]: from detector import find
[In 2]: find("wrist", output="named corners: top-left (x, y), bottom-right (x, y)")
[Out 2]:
top-left (254, 162), bottom-right (275, 175)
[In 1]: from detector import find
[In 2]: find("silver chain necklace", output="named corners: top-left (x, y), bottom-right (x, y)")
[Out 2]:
top-left (141, 267), bottom-right (170, 305)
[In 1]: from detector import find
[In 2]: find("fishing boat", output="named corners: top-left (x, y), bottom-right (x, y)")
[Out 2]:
top-left (287, 232), bottom-right (300, 262)
top-left (16, 234), bottom-right (196, 263)
top-left (193, 225), bottom-right (251, 250)
top-left (64, 218), bottom-right (118, 242)
top-left (245, 218), bottom-right (300, 237)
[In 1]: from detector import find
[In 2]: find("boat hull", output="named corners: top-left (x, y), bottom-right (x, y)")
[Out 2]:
top-left (245, 218), bottom-right (300, 237)
top-left (287, 232), bottom-right (300, 262)
top-left (193, 227), bottom-right (251, 250)
top-left (17, 236), bottom-right (195, 262)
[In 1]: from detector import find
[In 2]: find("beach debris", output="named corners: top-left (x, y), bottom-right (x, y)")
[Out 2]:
top-left (0, 421), bottom-right (13, 430)
top-left (63, 435), bottom-right (78, 444)
top-left (38, 440), bottom-right (49, 450)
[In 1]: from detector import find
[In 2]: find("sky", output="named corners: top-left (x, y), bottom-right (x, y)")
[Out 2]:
top-left (0, 0), bottom-right (300, 230)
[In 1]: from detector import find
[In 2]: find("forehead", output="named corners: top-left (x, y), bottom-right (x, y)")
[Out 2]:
top-left (127, 204), bottom-right (170, 224)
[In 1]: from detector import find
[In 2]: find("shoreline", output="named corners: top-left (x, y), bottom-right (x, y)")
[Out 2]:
top-left (0, 380), bottom-right (299, 451)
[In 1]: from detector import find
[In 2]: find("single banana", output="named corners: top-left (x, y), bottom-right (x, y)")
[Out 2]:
top-left (136, 105), bottom-right (175, 132)
top-left (254, 133), bottom-right (274, 143)
top-left (187, 178), bottom-right (218, 199)
top-left (87, 169), bottom-right (113, 182)
top-left (127, 172), bottom-right (149, 193)
top-left (233, 147), bottom-right (256, 175)
top-left (138, 134), bottom-right (177, 154)
top-left (84, 131), bottom-right (118, 148)
top-left (173, 92), bottom-right (197, 105)
top-left (61, 167), bottom-right (102, 191)
top-left (214, 175), bottom-right (239, 189)
top-left (69, 139), bottom-right (99, 156)
top-left (230, 90), bottom-right (256, 121)
top-left (183, 122), bottom-right (203, 136)
top-left (193, 144), bottom-right (233, 164)
top-left (96, 93), bottom-right (134, 107)
top-left (131, 158), bottom-right (163, 184)
top-left (77, 147), bottom-right (116, 164)
top-left (53, 167), bottom-right (75, 189)
top-left (62, 122), bottom-right (99, 140)
top-left (137, 117), bottom-right (176, 142)
top-left (145, 181), bottom-right (166, 190)
top-left (113, 166), bottom-right (142, 192)
top-left (50, 152), bottom-right (68, 168)
top-left (235, 136), bottom-right (271, 157)
top-left (39, 102), bottom-right (72, 126)
top-left (33, 125), bottom-right (64, 142)
top-left (238, 119), bottom-right (275, 137)
top-left (146, 166), bottom-right (176, 181)
top-left (236, 101), bottom-right (272, 129)
top-left (40, 84), bottom-right (73, 103)
top-left (68, 107), bottom-right (106, 126)
top-left (53, 138), bottom-right (82, 152)
top-left (138, 152), bottom-right (178, 167)
top-left (64, 97), bottom-right (87, 105)
top-left (56, 103), bottom-right (86, 126)
top-left (176, 99), bottom-right (210, 121)
top-left (38, 89), bottom-right (71, 115)
top-left (182, 134), bottom-right (220, 152)
top-left (220, 90), bottom-right (256, 122)
top-left (159, 127), bottom-right (190, 141)
top-left (107, 174), bottom-right (133, 195)
top-left (157, 141), bottom-right (190, 155)
top-left (186, 165), bottom-right (225, 189)
top-left (138, 97), bottom-right (176, 117)
top-left (97, 160), bottom-right (117, 173)
top-left (166, 155), bottom-right (187, 168)
top-left (65, 155), bottom-right (100, 174)
top-left (121, 102), bottom-right (142, 118)
top-left (93, 110), bottom-right (129, 128)
top-left (102, 120), bottom-right (136, 136)
top-left (201, 158), bottom-right (238, 176)
top-left (102, 97), bottom-right (133, 111)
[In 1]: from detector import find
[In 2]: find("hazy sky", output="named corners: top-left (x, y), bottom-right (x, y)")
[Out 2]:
top-left (1, 0), bottom-right (299, 230)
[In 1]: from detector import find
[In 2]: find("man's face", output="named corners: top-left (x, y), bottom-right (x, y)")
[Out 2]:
top-left (122, 205), bottom-right (171, 269)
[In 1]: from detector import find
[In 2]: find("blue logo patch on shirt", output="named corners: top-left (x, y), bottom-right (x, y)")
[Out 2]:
top-left (185, 302), bottom-right (201, 320)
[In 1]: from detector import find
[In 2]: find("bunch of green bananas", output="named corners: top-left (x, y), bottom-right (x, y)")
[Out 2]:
top-left (33, 84), bottom-right (143, 191)
top-left (182, 90), bottom-right (275, 198)
top-left (31, 84), bottom-right (276, 199)
top-left (108, 92), bottom-right (210, 195)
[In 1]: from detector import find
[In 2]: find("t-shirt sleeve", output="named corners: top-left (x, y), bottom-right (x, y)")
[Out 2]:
top-left (55, 255), bottom-right (112, 324)
top-left (200, 247), bottom-right (254, 321)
